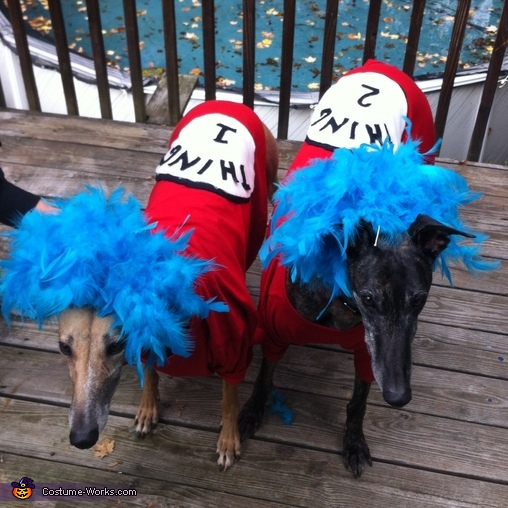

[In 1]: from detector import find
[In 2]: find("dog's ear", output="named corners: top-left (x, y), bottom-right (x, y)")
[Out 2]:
top-left (346, 219), bottom-right (377, 259)
top-left (408, 214), bottom-right (475, 262)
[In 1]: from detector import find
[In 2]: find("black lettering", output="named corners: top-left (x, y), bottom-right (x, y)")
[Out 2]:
top-left (167, 149), bottom-right (202, 171)
top-left (221, 160), bottom-right (240, 184)
top-left (238, 164), bottom-right (251, 191)
top-left (358, 84), bottom-right (380, 107)
top-left (197, 159), bottom-right (214, 175)
top-left (312, 108), bottom-right (350, 134)
top-left (319, 116), bottom-right (348, 134)
top-left (350, 121), bottom-right (359, 140)
top-left (311, 107), bottom-right (333, 127)
top-left (214, 123), bottom-right (237, 144)
top-left (159, 145), bottom-right (181, 165)
top-left (384, 124), bottom-right (392, 144)
top-left (365, 123), bottom-right (384, 144)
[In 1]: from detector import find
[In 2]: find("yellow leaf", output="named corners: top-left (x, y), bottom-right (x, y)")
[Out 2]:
top-left (93, 437), bottom-right (115, 459)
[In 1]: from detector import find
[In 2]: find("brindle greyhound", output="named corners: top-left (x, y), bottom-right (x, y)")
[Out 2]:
top-left (235, 59), bottom-right (481, 477)
top-left (57, 103), bottom-right (279, 471)
top-left (238, 215), bottom-right (474, 477)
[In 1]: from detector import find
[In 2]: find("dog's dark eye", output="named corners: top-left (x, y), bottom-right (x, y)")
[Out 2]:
top-left (59, 341), bottom-right (72, 356)
top-left (412, 294), bottom-right (427, 308)
top-left (361, 294), bottom-right (374, 307)
top-left (106, 340), bottom-right (125, 356)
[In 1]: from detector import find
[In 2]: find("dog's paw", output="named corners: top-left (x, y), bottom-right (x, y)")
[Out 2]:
top-left (238, 397), bottom-right (265, 442)
top-left (343, 429), bottom-right (372, 477)
top-left (134, 402), bottom-right (159, 438)
top-left (216, 426), bottom-right (241, 471)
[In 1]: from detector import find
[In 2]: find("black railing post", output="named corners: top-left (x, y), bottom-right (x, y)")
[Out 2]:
top-left (242, 0), bottom-right (256, 109)
top-left (162, 0), bottom-right (181, 125)
top-left (363, 0), bottom-right (382, 62)
top-left (202, 0), bottom-right (217, 101)
top-left (123, 0), bottom-right (146, 123)
top-left (278, 0), bottom-right (296, 140)
top-left (467, 0), bottom-right (508, 162)
top-left (5, 0), bottom-right (41, 111)
top-left (403, 0), bottom-right (426, 78)
top-left (47, 0), bottom-right (79, 116)
top-left (85, 0), bottom-right (113, 120)
top-left (434, 0), bottom-right (472, 147)
top-left (319, 0), bottom-right (339, 98)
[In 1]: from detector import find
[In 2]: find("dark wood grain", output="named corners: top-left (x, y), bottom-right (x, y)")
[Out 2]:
top-left (1, 110), bottom-right (507, 506)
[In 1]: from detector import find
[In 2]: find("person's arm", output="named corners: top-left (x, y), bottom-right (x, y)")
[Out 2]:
top-left (0, 167), bottom-right (43, 227)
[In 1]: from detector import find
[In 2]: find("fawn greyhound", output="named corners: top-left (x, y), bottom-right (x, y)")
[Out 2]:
top-left (237, 60), bottom-right (492, 477)
top-left (61, 101), bottom-right (278, 470)
top-left (2, 100), bottom-right (278, 471)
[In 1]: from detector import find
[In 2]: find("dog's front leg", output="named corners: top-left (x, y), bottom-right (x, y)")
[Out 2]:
top-left (217, 380), bottom-right (241, 471)
top-left (238, 357), bottom-right (275, 441)
top-left (134, 367), bottom-right (160, 437)
top-left (343, 373), bottom-right (372, 477)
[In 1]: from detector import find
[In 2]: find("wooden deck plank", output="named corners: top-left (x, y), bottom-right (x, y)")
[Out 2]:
top-left (2, 398), bottom-right (508, 507)
top-left (1, 317), bottom-right (507, 381)
top-left (0, 109), bottom-right (171, 153)
top-left (1, 453), bottom-right (284, 508)
top-left (0, 137), bottom-right (160, 180)
top-left (1, 109), bottom-right (507, 506)
top-left (2, 342), bottom-right (507, 429)
top-left (2, 344), bottom-right (508, 480)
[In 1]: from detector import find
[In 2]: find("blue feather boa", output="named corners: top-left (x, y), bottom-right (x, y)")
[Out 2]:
top-left (0, 186), bottom-right (228, 378)
top-left (261, 139), bottom-right (498, 298)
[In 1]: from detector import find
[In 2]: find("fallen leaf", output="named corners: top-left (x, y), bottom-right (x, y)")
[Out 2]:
top-left (94, 437), bottom-right (115, 459)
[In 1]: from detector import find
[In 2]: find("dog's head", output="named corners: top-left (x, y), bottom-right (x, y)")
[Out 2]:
top-left (346, 214), bottom-right (474, 407)
top-left (58, 308), bottom-right (125, 449)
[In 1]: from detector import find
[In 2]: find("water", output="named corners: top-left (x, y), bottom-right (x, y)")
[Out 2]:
top-left (21, 0), bottom-right (503, 91)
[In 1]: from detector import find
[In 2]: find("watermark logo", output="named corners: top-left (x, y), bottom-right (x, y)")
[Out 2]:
top-left (1, 478), bottom-right (138, 501)
top-left (11, 477), bottom-right (35, 500)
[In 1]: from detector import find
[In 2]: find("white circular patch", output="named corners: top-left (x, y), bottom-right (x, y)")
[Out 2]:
top-left (156, 113), bottom-right (256, 202)
top-left (306, 72), bottom-right (408, 151)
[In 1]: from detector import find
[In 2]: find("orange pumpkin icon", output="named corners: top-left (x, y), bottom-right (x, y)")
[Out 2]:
top-left (11, 477), bottom-right (35, 500)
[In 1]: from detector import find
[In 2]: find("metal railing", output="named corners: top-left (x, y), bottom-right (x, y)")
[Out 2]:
top-left (1, 0), bottom-right (507, 161)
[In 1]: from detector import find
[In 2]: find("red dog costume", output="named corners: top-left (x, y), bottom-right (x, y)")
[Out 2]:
top-left (259, 60), bottom-right (436, 383)
top-left (145, 100), bottom-right (268, 384)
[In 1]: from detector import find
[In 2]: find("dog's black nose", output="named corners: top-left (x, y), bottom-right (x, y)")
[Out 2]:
top-left (383, 388), bottom-right (412, 408)
top-left (69, 427), bottom-right (99, 449)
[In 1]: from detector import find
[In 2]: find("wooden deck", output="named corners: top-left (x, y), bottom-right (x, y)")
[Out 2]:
top-left (0, 109), bottom-right (507, 507)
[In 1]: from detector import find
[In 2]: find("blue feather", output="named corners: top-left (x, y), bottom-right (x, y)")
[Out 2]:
top-left (263, 139), bottom-right (499, 300)
top-left (0, 186), bottom-right (229, 383)
top-left (270, 389), bottom-right (293, 425)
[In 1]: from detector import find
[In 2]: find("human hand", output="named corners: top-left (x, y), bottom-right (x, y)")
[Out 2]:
top-left (35, 199), bottom-right (59, 215)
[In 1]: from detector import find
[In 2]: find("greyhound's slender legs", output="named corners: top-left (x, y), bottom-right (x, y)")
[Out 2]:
top-left (343, 373), bottom-right (372, 477)
top-left (238, 357), bottom-right (276, 441)
top-left (217, 380), bottom-right (242, 471)
top-left (134, 367), bottom-right (160, 437)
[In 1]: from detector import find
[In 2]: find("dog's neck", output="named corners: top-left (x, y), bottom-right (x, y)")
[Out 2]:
top-left (285, 271), bottom-right (362, 330)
